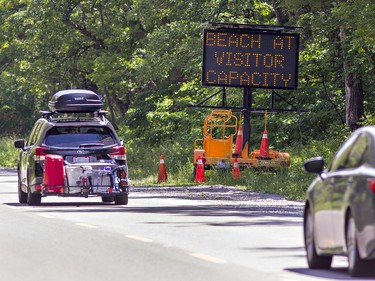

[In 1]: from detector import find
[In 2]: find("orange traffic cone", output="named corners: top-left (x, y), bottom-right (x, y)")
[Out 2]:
top-left (195, 155), bottom-right (206, 183)
top-left (259, 130), bottom-right (269, 158)
top-left (259, 111), bottom-right (269, 158)
top-left (233, 125), bottom-right (243, 155)
top-left (232, 158), bottom-right (241, 179)
top-left (157, 154), bottom-right (167, 183)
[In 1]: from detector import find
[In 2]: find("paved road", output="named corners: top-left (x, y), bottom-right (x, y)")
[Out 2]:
top-left (0, 172), bottom-right (359, 281)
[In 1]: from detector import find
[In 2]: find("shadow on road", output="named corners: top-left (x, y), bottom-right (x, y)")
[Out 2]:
top-left (5, 201), bottom-right (114, 208)
top-left (4, 202), bottom-right (303, 228)
top-left (3, 185), bottom-right (304, 228)
top-left (286, 267), bottom-right (375, 280)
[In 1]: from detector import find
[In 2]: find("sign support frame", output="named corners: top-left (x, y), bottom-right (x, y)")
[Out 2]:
top-left (242, 87), bottom-right (252, 148)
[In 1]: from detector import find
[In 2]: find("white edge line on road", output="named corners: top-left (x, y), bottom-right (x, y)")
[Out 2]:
top-left (37, 213), bottom-right (55, 219)
top-left (125, 235), bottom-right (153, 243)
top-left (190, 252), bottom-right (227, 264)
top-left (76, 223), bottom-right (98, 229)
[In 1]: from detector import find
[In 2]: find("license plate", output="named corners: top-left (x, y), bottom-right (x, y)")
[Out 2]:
top-left (73, 156), bottom-right (90, 164)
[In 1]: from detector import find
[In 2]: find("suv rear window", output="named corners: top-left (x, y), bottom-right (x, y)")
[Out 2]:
top-left (43, 126), bottom-right (116, 147)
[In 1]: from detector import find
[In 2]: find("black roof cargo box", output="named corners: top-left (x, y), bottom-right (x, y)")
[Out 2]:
top-left (49, 89), bottom-right (103, 113)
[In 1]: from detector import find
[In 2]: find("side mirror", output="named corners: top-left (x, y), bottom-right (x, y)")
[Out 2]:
top-left (304, 157), bottom-right (325, 174)
top-left (14, 139), bottom-right (25, 149)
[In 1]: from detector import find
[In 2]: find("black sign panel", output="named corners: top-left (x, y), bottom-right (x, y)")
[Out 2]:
top-left (202, 29), bottom-right (299, 89)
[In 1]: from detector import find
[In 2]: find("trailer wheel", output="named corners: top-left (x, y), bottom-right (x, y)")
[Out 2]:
top-left (114, 193), bottom-right (128, 205)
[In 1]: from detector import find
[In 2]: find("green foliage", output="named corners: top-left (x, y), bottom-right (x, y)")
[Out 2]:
top-left (359, 112), bottom-right (375, 127)
top-left (126, 135), bottom-right (196, 182)
top-left (1, 0), bottom-right (374, 199)
top-left (0, 137), bottom-right (19, 167)
top-left (2, 0), bottom-right (373, 139)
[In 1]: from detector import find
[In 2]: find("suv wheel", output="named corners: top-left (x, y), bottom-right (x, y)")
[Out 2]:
top-left (114, 193), bottom-right (128, 205)
top-left (18, 173), bottom-right (27, 204)
top-left (27, 188), bottom-right (41, 206)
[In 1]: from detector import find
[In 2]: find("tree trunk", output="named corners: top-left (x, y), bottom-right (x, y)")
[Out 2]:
top-left (339, 25), bottom-right (364, 131)
top-left (272, 0), bottom-right (288, 25)
top-left (104, 85), bottom-right (118, 130)
top-left (344, 73), bottom-right (364, 131)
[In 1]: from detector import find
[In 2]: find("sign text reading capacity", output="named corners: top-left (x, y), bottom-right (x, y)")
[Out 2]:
top-left (202, 30), bottom-right (299, 89)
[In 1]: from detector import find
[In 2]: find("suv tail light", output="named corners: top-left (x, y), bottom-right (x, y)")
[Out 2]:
top-left (34, 147), bottom-right (48, 161)
top-left (109, 146), bottom-right (126, 160)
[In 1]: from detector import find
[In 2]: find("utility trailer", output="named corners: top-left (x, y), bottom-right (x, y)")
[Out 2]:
top-left (43, 154), bottom-right (128, 202)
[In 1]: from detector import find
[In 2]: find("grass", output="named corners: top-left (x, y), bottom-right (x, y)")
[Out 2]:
top-left (0, 133), bottom-right (343, 201)
top-left (125, 136), bottom-right (342, 200)
top-left (134, 162), bottom-right (315, 201)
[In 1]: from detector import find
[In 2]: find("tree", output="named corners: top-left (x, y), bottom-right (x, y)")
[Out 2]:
top-left (281, 0), bottom-right (375, 131)
top-left (1, 0), bottom-right (374, 147)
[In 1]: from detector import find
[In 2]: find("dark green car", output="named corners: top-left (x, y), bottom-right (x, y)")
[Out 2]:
top-left (303, 126), bottom-right (375, 277)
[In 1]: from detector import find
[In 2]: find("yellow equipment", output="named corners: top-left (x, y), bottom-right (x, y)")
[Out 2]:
top-left (193, 109), bottom-right (290, 170)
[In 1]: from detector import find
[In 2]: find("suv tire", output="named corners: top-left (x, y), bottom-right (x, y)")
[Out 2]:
top-left (27, 188), bottom-right (42, 206)
top-left (18, 173), bottom-right (27, 204)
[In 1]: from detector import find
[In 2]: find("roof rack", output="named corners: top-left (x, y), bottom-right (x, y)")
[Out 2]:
top-left (40, 110), bottom-right (108, 122)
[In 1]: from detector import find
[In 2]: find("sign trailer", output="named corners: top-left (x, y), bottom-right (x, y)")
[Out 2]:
top-left (190, 23), bottom-right (304, 171)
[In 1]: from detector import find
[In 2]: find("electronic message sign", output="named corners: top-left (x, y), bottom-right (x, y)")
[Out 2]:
top-left (202, 29), bottom-right (299, 89)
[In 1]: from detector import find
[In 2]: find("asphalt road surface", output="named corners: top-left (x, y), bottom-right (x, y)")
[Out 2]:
top-left (0, 170), bottom-right (363, 281)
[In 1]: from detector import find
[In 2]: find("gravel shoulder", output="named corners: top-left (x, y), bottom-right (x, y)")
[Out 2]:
top-left (133, 185), bottom-right (305, 217)
top-left (0, 167), bottom-right (17, 176)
